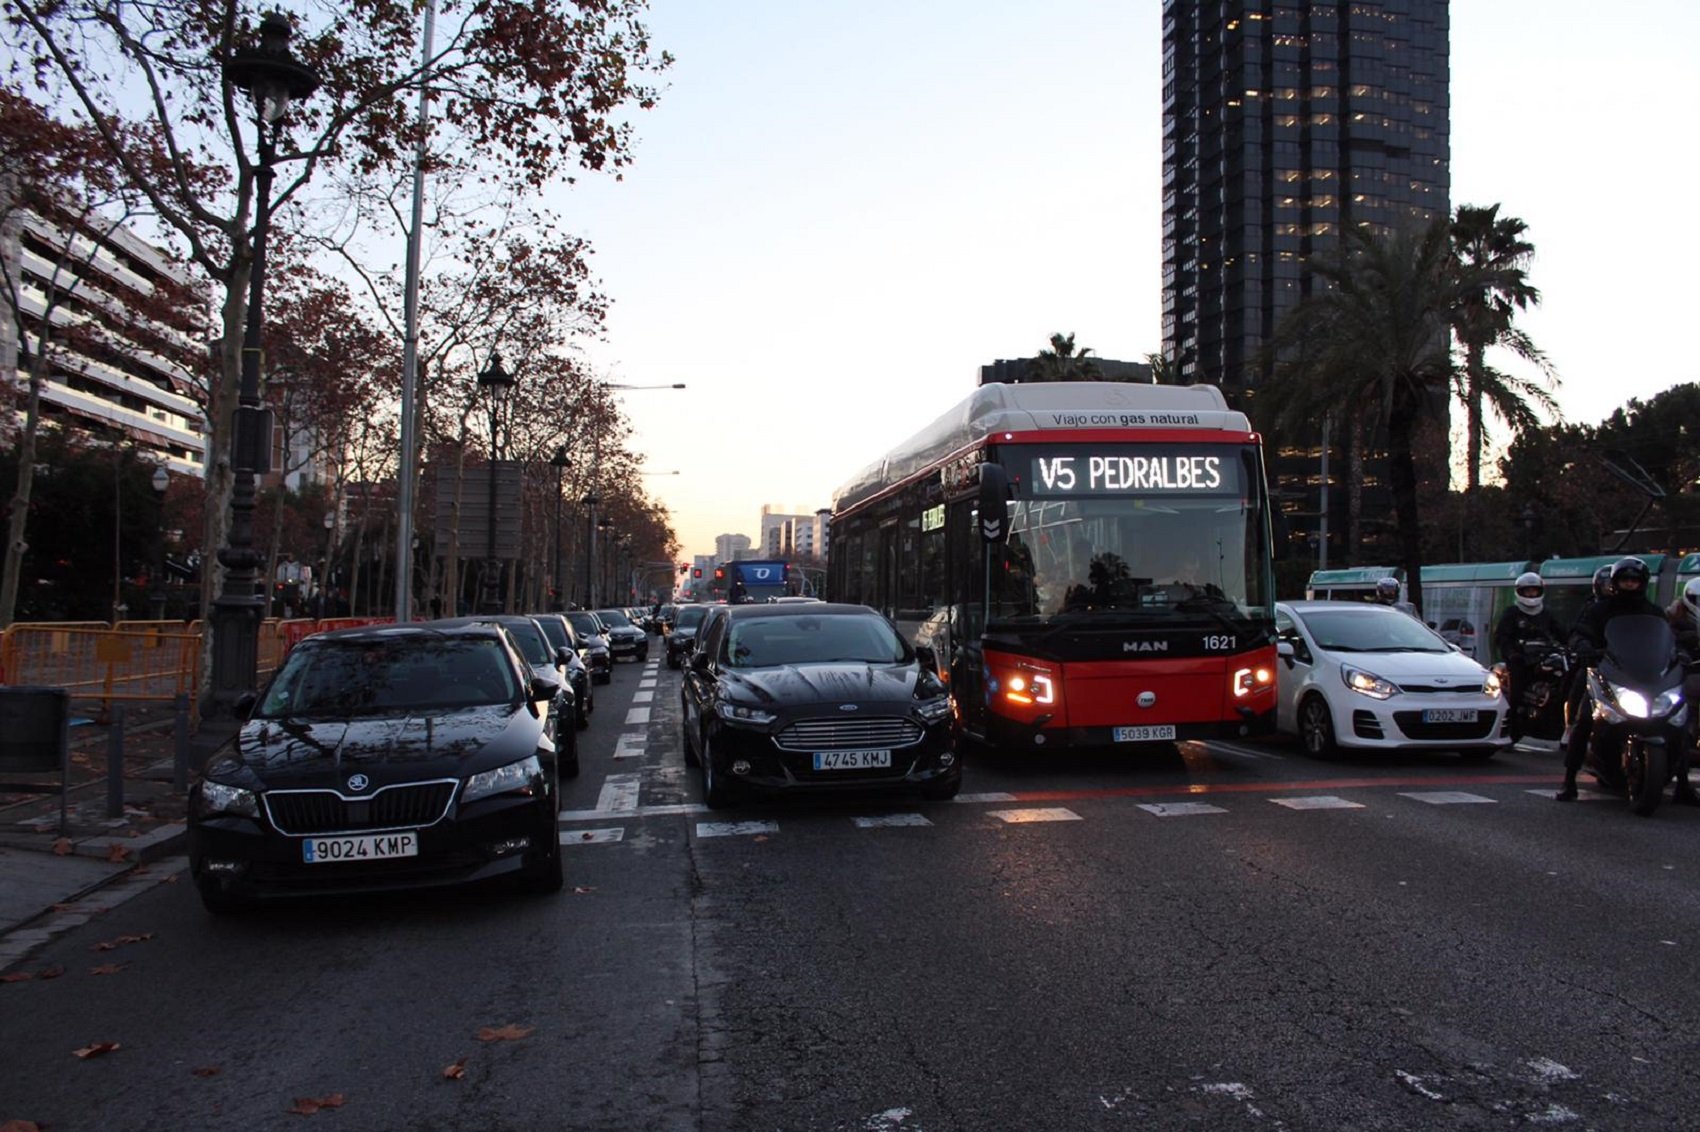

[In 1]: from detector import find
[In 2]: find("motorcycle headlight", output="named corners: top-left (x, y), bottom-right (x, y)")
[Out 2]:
top-left (463, 755), bottom-right (542, 803)
top-left (196, 779), bottom-right (259, 819)
top-left (715, 702), bottom-right (777, 726)
top-left (1606, 683), bottom-right (1650, 719)
top-left (1653, 687), bottom-right (1684, 716)
top-left (1342, 665), bottom-right (1397, 701)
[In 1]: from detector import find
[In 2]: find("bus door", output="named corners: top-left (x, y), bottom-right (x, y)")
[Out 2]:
top-left (947, 497), bottom-right (988, 740)
top-left (878, 519), bottom-right (900, 620)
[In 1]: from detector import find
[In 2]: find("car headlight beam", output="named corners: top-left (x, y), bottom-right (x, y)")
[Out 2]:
top-left (196, 780), bottom-right (259, 818)
top-left (916, 695), bottom-right (952, 722)
top-left (715, 702), bottom-right (777, 726)
top-left (463, 755), bottom-right (542, 803)
top-left (1341, 665), bottom-right (1397, 701)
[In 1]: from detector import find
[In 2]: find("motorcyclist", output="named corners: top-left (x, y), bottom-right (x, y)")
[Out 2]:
top-left (1556, 557), bottom-right (1688, 801)
top-left (1558, 565), bottom-right (1614, 755)
top-left (1373, 576), bottom-right (1419, 618)
top-left (1493, 572), bottom-right (1563, 743)
top-left (1666, 577), bottom-right (1700, 658)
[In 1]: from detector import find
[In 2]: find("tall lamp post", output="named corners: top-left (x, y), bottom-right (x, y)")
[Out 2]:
top-left (478, 350), bottom-right (515, 613)
top-left (319, 510), bottom-right (335, 617)
top-left (594, 516), bottom-right (613, 608)
top-left (150, 466), bottom-right (169, 620)
top-left (207, 11), bottom-right (320, 722)
top-left (549, 446), bottom-right (570, 609)
top-left (581, 493), bottom-right (599, 608)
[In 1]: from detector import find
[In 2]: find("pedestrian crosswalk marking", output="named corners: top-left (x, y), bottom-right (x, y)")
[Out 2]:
top-left (853, 813), bottom-right (934, 829)
top-left (1270, 796), bottom-right (1364, 811)
top-left (696, 820), bottom-right (779, 839)
top-left (1398, 791), bottom-right (1495, 805)
top-left (633, 689), bottom-right (654, 704)
top-left (954, 792), bottom-right (1017, 803)
top-left (625, 706), bottom-right (651, 725)
top-left (562, 828), bottom-right (625, 845)
top-left (613, 733), bottom-right (646, 760)
top-left (596, 773), bottom-right (643, 813)
top-left (987, 807), bottom-right (1082, 824)
top-left (1136, 801), bottom-right (1228, 817)
top-left (1522, 788), bottom-right (1613, 802)
top-left (639, 679), bottom-right (656, 691)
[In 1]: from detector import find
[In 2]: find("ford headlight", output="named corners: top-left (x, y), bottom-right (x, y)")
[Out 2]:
top-left (1342, 665), bottom-right (1397, 701)
top-left (464, 755), bottom-right (542, 803)
top-left (196, 779), bottom-right (258, 818)
top-left (716, 702), bottom-right (777, 726)
top-left (916, 695), bottom-right (952, 722)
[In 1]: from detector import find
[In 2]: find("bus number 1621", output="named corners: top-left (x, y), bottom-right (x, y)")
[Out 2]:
top-left (1204, 635), bottom-right (1237, 651)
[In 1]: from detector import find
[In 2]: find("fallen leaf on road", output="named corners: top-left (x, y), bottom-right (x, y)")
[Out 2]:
top-left (753, 835), bottom-right (770, 842)
top-left (1, 972), bottom-right (33, 983)
top-left (106, 844), bottom-right (131, 864)
top-left (72, 1041), bottom-right (120, 1059)
top-left (36, 967), bottom-right (65, 980)
top-left (1, 1119), bottom-right (44, 1131)
top-left (116, 933), bottom-right (153, 945)
top-left (163, 874), bottom-right (178, 884)
top-left (442, 1058), bottom-right (467, 1080)
top-left (475, 1024), bottom-right (534, 1042)
top-left (571, 886), bottom-right (595, 895)
top-left (191, 1066), bottom-right (221, 1078)
top-left (51, 838), bottom-right (73, 856)
top-left (286, 1094), bottom-right (345, 1115)
top-left (93, 933), bottom-right (153, 952)
top-left (89, 964), bottom-right (126, 976)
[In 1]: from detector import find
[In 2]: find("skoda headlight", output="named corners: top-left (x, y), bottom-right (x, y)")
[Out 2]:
top-left (196, 779), bottom-right (258, 818)
top-left (464, 755), bottom-right (541, 803)
top-left (916, 695), bottom-right (952, 723)
top-left (715, 702), bottom-right (777, 726)
top-left (1341, 665), bottom-right (1397, 701)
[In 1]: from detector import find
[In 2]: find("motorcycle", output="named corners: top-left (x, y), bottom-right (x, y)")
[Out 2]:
top-left (1493, 637), bottom-right (1572, 742)
top-left (1579, 615), bottom-right (1688, 816)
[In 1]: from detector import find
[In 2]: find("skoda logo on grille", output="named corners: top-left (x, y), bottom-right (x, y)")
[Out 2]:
top-left (839, 703), bottom-right (859, 712)
top-left (347, 774), bottom-right (371, 792)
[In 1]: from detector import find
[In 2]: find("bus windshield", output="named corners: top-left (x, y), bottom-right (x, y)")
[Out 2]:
top-left (990, 443), bottom-right (1271, 628)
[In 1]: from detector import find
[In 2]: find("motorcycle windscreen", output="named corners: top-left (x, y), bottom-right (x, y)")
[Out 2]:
top-left (1602, 615), bottom-right (1678, 684)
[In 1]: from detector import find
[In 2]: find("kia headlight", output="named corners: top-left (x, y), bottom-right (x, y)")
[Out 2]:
top-left (1481, 668), bottom-right (1502, 699)
top-left (463, 755), bottom-right (542, 803)
top-left (716, 702), bottom-right (777, 726)
top-left (195, 779), bottom-right (259, 818)
top-left (1341, 665), bottom-right (1397, 701)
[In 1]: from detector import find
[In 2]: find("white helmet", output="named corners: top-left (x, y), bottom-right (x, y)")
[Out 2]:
top-left (1514, 571), bottom-right (1543, 615)
top-left (1684, 577), bottom-right (1700, 619)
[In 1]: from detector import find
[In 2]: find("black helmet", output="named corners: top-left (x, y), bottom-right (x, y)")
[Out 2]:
top-left (1610, 556), bottom-right (1650, 596)
top-left (1374, 577), bottom-right (1400, 603)
top-left (1592, 565), bottom-right (1614, 599)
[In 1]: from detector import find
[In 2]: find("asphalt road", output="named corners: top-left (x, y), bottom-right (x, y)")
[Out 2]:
top-left (4, 647), bottom-right (1700, 1131)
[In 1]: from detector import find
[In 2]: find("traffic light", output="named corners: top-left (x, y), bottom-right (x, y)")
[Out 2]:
top-left (714, 567), bottom-right (725, 581)
top-left (692, 567), bottom-right (702, 579)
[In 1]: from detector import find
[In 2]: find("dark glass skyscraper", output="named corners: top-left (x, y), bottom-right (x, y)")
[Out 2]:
top-left (1161, 0), bottom-right (1450, 559)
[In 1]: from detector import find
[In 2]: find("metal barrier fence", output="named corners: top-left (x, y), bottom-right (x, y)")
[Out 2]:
top-left (0, 616), bottom-right (394, 710)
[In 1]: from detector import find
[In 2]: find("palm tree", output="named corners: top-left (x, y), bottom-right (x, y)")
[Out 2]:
top-left (1257, 218), bottom-right (1456, 615)
top-left (1449, 204), bottom-right (1560, 494)
top-left (1028, 332), bottom-right (1102, 382)
top-left (1143, 351), bottom-right (1176, 385)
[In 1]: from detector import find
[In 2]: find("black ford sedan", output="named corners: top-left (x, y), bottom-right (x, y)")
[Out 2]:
top-left (189, 623), bottom-right (564, 913)
top-left (680, 603), bottom-right (959, 808)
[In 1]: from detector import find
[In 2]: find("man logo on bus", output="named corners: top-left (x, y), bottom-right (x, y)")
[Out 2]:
top-left (1123, 640), bottom-right (1169, 653)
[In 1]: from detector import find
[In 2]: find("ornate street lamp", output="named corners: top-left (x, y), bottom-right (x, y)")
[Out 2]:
top-left (320, 510), bottom-right (335, 617)
top-left (478, 350), bottom-right (515, 613)
top-left (150, 466), bottom-right (169, 620)
top-left (581, 492), bottom-right (600, 608)
top-left (549, 446), bottom-right (570, 609)
top-left (206, 10), bottom-right (321, 723)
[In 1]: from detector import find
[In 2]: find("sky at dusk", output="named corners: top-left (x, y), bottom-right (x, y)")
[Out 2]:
top-left (556, 1), bottom-right (1700, 561)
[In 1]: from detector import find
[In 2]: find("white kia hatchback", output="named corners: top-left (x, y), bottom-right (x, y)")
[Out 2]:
top-left (1274, 601), bottom-right (1511, 760)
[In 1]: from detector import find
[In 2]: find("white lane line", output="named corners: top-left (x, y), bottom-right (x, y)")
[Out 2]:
top-left (1137, 801), bottom-right (1228, 817)
top-left (853, 813), bottom-right (934, 829)
top-left (625, 706), bottom-right (652, 725)
top-left (596, 773), bottom-right (643, 813)
top-left (560, 802), bottom-right (709, 821)
top-left (696, 820), bottom-right (779, 839)
top-left (1209, 740), bottom-right (1285, 761)
top-left (613, 732), bottom-right (646, 760)
top-left (633, 689), bottom-right (654, 704)
top-left (639, 679), bottom-right (657, 690)
top-left (987, 807), bottom-right (1082, 824)
top-left (1399, 791), bottom-right (1496, 805)
top-left (1270, 795), bottom-right (1365, 811)
top-left (954, 792), bottom-right (1018, 803)
top-left (1522, 788), bottom-right (1614, 802)
top-left (561, 828), bottom-right (625, 845)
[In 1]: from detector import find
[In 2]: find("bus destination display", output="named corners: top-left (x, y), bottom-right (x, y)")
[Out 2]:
top-left (1025, 447), bottom-right (1243, 497)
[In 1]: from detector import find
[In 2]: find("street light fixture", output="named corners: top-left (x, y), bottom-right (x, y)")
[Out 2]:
top-left (549, 446), bottom-right (570, 609)
top-left (320, 510), bottom-right (335, 617)
top-left (206, 9), bottom-right (321, 723)
top-left (150, 466), bottom-right (169, 620)
top-left (478, 350), bottom-right (516, 614)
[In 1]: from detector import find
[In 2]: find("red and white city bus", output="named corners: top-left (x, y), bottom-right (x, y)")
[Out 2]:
top-left (828, 381), bottom-right (1280, 752)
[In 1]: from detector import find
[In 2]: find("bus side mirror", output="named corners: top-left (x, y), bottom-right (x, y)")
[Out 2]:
top-left (978, 463), bottom-right (1012, 544)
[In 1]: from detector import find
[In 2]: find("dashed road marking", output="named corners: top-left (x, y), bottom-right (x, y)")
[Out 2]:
top-left (639, 679), bottom-right (656, 691)
top-left (1523, 788), bottom-right (1614, 802)
top-left (625, 706), bottom-right (652, 726)
top-left (852, 813), bottom-right (934, 829)
top-left (613, 733), bottom-right (646, 760)
top-left (562, 828), bottom-right (625, 845)
top-left (988, 807), bottom-right (1082, 824)
top-left (596, 773), bottom-right (643, 813)
top-left (560, 802), bottom-right (709, 821)
top-left (1399, 790), bottom-right (1496, 805)
top-left (1137, 801), bottom-right (1228, 817)
top-left (696, 820), bottom-right (779, 839)
top-left (954, 792), bottom-right (1017, 803)
top-left (1270, 795), bottom-right (1365, 811)
top-left (633, 689), bottom-right (654, 704)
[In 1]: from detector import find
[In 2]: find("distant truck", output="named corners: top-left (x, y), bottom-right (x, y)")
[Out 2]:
top-left (726, 559), bottom-right (799, 603)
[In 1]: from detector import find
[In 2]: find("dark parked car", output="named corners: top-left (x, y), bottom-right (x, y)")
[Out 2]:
top-left (680, 603), bottom-right (959, 808)
top-left (530, 612), bottom-right (595, 728)
top-left (594, 608), bottom-right (649, 662)
top-left (564, 611), bottom-right (614, 684)
top-left (667, 604), bottom-right (708, 669)
top-left (431, 615), bottom-right (579, 777)
top-left (189, 622), bottom-right (565, 913)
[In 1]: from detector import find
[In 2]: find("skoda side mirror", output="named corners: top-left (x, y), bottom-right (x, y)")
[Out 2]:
top-left (556, 646), bottom-right (575, 667)
top-left (529, 676), bottom-right (560, 702)
top-left (234, 691), bottom-right (258, 720)
top-left (691, 650), bottom-right (711, 673)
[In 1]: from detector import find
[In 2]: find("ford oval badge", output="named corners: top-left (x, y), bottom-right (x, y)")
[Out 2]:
top-left (839, 703), bottom-right (859, 712)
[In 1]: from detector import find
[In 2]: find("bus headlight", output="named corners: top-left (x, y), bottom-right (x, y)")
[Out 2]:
top-left (1003, 670), bottom-right (1056, 707)
top-left (1233, 666), bottom-right (1274, 697)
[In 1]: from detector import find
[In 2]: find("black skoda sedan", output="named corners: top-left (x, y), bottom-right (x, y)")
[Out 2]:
top-left (680, 603), bottom-right (959, 808)
top-left (189, 622), bottom-right (565, 913)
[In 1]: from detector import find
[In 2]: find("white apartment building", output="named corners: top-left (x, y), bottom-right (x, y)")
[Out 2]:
top-left (1, 203), bottom-right (207, 475)
top-left (715, 532), bottom-right (751, 563)
top-left (759, 505), bottom-right (830, 560)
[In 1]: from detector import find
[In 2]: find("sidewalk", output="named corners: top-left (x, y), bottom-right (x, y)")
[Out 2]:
top-left (0, 707), bottom-right (194, 941)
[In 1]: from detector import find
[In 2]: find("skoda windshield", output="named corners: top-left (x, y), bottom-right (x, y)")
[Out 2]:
top-left (257, 637), bottom-right (520, 719)
top-left (989, 443), bottom-right (1274, 634)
